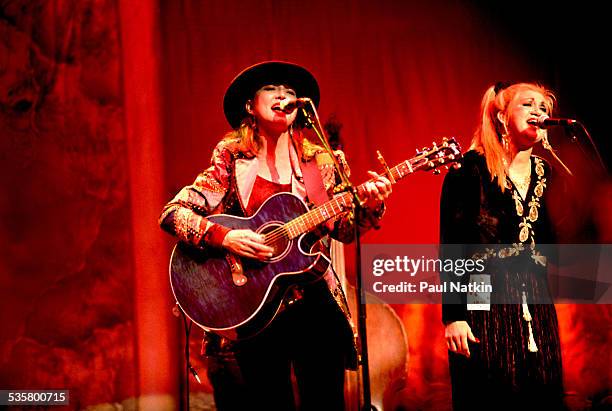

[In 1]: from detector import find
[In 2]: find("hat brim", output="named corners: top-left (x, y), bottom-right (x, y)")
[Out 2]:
top-left (223, 61), bottom-right (320, 129)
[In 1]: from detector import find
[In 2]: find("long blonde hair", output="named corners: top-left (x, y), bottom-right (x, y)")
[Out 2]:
top-left (471, 82), bottom-right (555, 190)
top-left (222, 116), bottom-right (324, 160)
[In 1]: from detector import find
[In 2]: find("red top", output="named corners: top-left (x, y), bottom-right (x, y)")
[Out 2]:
top-left (245, 175), bottom-right (292, 216)
top-left (204, 175), bottom-right (291, 247)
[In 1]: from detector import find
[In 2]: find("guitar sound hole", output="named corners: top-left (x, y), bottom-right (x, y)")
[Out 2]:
top-left (258, 222), bottom-right (291, 261)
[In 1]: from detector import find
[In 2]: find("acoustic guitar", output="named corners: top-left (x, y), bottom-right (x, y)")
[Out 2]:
top-left (169, 138), bottom-right (462, 340)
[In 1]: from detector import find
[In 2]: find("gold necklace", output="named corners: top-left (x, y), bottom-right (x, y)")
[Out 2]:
top-left (509, 164), bottom-right (532, 193)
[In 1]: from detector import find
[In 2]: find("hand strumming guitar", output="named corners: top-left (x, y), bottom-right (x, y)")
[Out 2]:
top-left (222, 229), bottom-right (274, 261)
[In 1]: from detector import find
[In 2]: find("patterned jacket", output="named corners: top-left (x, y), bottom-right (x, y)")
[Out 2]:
top-left (159, 138), bottom-right (384, 368)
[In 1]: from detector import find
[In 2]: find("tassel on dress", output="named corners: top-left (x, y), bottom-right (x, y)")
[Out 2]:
top-left (522, 290), bottom-right (538, 352)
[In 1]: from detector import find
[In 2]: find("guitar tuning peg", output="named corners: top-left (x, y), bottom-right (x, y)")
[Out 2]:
top-left (453, 163), bottom-right (462, 169)
top-left (444, 165), bottom-right (450, 171)
top-left (442, 137), bottom-right (448, 142)
top-left (433, 169), bottom-right (441, 175)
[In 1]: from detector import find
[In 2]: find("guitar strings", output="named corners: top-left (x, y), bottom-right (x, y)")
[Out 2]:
top-left (263, 191), bottom-right (352, 245)
top-left (261, 156), bottom-right (430, 246)
top-left (262, 174), bottom-right (389, 245)
top-left (263, 207), bottom-right (324, 245)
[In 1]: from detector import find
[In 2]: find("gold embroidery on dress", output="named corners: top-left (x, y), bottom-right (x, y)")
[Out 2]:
top-left (531, 250), bottom-right (547, 266)
top-left (519, 219), bottom-right (531, 243)
top-left (513, 191), bottom-right (524, 215)
top-left (534, 178), bottom-right (546, 198)
top-left (472, 243), bottom-right (552, 262)
top-left (507, 157), bottom-right (547, 246)
top-left (477, 160), bottom-right (547, 261)
top-left (535, 160), bottom-right (545, 177)
top-left (498, 243), bottom-right (525, 258)
top-left (528, 199), bottom-right (539, 222)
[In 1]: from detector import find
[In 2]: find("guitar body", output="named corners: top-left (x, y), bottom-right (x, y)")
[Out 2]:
top-left (170, 192), bottom-right (331, 340)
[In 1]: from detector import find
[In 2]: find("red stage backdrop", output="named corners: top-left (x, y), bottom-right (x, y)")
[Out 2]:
top-left (1, 0), bottom-right (610, 410)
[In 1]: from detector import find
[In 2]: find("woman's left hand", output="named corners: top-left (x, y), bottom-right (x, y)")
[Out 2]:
top-left (362, 171), bottom-right (392, 210)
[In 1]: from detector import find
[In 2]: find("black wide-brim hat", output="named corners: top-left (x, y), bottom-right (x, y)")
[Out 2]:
top-left (223, 61), bottom-right (320, 129)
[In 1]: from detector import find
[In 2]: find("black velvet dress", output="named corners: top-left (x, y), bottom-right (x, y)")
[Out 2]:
top-left (439, 151), bottom-right (564, 411)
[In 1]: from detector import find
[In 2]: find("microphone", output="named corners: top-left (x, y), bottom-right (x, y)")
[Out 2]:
top-left (279, 97), bottom-right (311, 112)
top-left (536, 115), bottom-right (577, 128)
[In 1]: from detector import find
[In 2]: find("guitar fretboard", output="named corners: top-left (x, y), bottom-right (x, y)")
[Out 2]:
top-left (282, 158), bottom-right (418, 239)
top-left (262, 138), bottom-right (460, 244)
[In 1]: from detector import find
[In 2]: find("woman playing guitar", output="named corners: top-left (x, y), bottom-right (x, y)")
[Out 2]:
top-left (159, 61), bottom-right (392, 411)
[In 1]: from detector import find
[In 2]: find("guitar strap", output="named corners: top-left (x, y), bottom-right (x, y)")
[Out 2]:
top-left (287, 129), bottom-right (335, 207)
top-left (300, 152), bottom-right (335, 207)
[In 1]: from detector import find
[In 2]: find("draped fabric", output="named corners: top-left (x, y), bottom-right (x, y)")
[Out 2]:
top-left (0, 0), bottom-right (178, 408)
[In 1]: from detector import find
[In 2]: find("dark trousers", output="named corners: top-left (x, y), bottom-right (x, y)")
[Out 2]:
top-left (207, 296), bottom-right (348, 411)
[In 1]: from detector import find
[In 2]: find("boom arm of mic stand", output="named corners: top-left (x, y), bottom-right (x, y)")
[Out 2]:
top-left (573, 121), bottom-right (609, 175)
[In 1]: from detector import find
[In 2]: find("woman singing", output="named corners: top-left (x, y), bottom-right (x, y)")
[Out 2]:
top-left (160, 61), bottom-right (391, 411)
top-left (440, 82), bottom-right (565, 411)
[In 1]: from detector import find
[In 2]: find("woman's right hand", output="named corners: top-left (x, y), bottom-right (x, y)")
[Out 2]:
top-left (445, 320), bottom-right (479, 358)
top-left (222, 229), bottom-right (274, 261)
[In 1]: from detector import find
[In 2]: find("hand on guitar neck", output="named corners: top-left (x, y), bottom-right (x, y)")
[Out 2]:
top-left (363, 170), bottom-right (393, 209)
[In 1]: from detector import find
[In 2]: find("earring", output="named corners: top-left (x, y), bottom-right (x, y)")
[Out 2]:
top-left (502, 134), bottom-right (509, 151)
top-left (496, 112), bottom-right (510, 151)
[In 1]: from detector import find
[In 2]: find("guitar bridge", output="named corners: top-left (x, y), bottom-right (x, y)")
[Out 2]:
top-left (226, 253), bottom-right (247, 286)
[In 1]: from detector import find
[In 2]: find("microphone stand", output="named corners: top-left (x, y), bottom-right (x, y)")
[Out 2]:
top-left (570, 121), bottom-right (608, 175)
top-left (176, 306), bottom-right (202, 411)
top-left (543, 121), bottom-right (608, 177)
top-left (299, 100), bottom-right (377, 411)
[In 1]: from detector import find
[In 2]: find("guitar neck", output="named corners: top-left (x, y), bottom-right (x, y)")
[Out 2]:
top-left (283, 158), bottom-right (419, 239)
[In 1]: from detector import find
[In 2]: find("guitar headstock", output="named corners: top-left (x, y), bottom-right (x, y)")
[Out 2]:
top-left (412, 137), bottom-right (463, 174)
